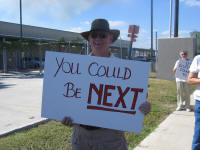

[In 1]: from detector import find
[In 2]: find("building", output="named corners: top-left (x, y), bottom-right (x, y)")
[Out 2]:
top-left (190, 31), bottom-right (200, 54)
top-left (0, 21), bottom-right (130, 72)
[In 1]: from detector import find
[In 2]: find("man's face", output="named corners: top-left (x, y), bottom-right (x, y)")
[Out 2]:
top-left (88, 31), bottom-right (113, 54)
top-left (180, 52), bottom-right (187, 59)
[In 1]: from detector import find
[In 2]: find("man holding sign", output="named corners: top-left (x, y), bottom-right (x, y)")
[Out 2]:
top-left (173, 51), bottom-right (192, 111)
top-left (60, 19), bottom-right (151, 150)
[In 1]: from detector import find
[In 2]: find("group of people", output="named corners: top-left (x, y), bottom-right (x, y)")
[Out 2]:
top-left (173, 50), bottom-right (200, 150)
top-left (60, 18), bottom-right (200, 150)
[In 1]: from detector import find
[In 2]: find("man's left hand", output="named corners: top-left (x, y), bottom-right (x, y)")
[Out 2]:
top-left (139, 101), bottom-right (151, 115)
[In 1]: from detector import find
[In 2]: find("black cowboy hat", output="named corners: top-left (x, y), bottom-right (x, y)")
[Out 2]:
top-left (81, 19), bottom-right (120, 43)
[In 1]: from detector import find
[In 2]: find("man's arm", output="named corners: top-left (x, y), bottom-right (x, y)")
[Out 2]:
top-left (187, 72), bottom-right (200, 85)
top-left (173, 67), bottom-right (177, 73)
top-left (173, 60), bottom-right (179, 73)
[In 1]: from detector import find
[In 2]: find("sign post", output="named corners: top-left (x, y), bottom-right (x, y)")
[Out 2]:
top-left (128, 25), bottom-right (139, 59)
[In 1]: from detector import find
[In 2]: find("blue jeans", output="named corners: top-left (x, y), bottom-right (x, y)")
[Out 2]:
top-left (192, 100), bottom-right (200, 150)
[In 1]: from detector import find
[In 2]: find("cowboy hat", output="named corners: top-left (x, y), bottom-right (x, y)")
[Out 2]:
top-left (81, 18), bottom-right (120, 43)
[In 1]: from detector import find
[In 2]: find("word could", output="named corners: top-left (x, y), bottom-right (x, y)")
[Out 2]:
top-left (88, 62), bottom-right (132, 80)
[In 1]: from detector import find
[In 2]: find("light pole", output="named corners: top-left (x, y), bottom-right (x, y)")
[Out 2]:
top-left (169, 0), bottom-right (173, 38)
top-left (19, 0), bottom-right (24, 70)
top-left (174, 0), bottom-right (179, 37)
top-left (151, 0), bottom-right (154, 56)
top-left (20, 0), bottom-right (23, 40)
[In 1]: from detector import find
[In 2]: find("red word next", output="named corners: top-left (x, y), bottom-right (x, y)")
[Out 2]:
top-left (87, 83), bottom-right (143, 114)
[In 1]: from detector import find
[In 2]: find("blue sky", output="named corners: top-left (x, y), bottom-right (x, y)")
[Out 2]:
top-left (0, 0), bottom-right (199, 49)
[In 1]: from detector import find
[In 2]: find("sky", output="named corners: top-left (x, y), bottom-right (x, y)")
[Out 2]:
top-left (0, 0), bottom-right (200, 49)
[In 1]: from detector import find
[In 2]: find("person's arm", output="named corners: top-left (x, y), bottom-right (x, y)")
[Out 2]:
top-left (173, 67), bottom-right (177, 73)
top-left (173, 60), bottom-right (179, 73)
top-left (187, 72), bottom-right (200, 85)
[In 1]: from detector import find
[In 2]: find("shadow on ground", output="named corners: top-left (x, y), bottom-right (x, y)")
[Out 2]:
top-left (0, 82), bottom-right (16, 90)
top-left (0, 71), bottom-right (43, 90)
top-left (0, 71), bottom-right (44, 80)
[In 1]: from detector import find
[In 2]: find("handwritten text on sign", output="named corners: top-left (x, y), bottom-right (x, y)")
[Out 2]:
top-left (41, 51), bottom-right (150, 133)
top-left (175, 59), bottom-right (192, 81)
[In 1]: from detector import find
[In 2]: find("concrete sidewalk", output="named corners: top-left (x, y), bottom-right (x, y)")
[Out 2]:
top-left (0, 71), bottom-right (47, 137)
top-left (134, 98), bottom-right (195, 150)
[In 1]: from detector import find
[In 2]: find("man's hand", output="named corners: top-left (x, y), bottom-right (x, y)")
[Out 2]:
top-left (139, 101), bottom-right (151, 115)
top-left (61, 117), bottom-right (74, 127)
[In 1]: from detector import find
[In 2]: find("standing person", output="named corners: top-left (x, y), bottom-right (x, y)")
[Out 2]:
top-left (188, 55), bottom-right (200, 150)
top-left (62, 18), bottom-right (151, 150)
top-left (173, 51), bottom-right (192, 111)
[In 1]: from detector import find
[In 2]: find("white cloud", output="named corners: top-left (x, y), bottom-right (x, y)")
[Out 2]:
top-left (81, 21), bottom-right (90, 25)
top-left (140, 29), bottom-right (149, 34)
top-left (160, 29), bottom-right (191, 38)
top-left (179, 30), bottom-right (191, 37)
top-left (0, 0), bottom-right (112, 26)
top-left (161, 30), bottom-right (170, 36)
top-left (0, 0), bottom-right (19, 22)
top-left (68, 27), bottom-right (85, 33)
top-left (109, 21), bottom-right (127, 27)
top-left (180, 0), bottom-right (200, 7)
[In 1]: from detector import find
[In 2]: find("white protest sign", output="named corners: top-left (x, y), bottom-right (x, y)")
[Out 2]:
top-left (41, 51), bottom-right (151, 133)
top-left (175, 59), bottom-right (192, 81)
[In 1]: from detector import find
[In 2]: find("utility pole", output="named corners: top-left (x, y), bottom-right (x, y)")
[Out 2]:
top-left (17, 0), bottom-right (23, 71)
top-left (3, 38), bottom-right (7, 73)
top-left (174, 0), bottom-right (179, 37)
top-left (151, 0), bottom-right (154, 56)
top-left (169, 0), bottom-right (173, 38)
top-left (155, 31), bottom-right (158, 51)
top-left (20, 0), bottom-right (23, 41)
top-left (120, 36), bottom-right (123, 59)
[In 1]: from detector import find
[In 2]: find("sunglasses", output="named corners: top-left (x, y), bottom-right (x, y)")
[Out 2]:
top-left (90, 32), bottom-right (108, 39)
top-left (181, 53), bottom-right (187, 56)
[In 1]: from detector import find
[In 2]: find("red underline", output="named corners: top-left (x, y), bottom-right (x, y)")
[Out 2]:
top-left (87, 105), bottom-right (136, 115)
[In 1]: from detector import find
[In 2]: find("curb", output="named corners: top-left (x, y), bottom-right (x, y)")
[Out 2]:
top-left (0, 119), bottom-right (50, 138)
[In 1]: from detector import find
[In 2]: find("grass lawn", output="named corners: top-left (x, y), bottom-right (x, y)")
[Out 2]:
top-left (0, 73), bottom-right (177, 150)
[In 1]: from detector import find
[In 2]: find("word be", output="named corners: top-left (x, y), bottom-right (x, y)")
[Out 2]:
top-left (63, 82), bottom-right (81, 98)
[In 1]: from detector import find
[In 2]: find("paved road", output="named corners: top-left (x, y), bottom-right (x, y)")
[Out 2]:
top-left (0, 72), bottom-right (47, 137)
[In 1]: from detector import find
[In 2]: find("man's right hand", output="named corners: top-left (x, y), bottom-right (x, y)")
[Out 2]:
top-left (61, 117), bottom-right (74, 127)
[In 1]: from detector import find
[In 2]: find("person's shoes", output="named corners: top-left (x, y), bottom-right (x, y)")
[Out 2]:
top-left (176, 106), bottom-right (183, 111)
top-left (186, 108), bottom-right (192, 112)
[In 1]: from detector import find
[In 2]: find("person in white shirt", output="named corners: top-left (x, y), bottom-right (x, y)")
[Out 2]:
top-left (173, 51), bottom-right (192, 111)
top-left (61, 18), bottom-right (151, 150)
top-left (188, 55), bottom-right (200, 150)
